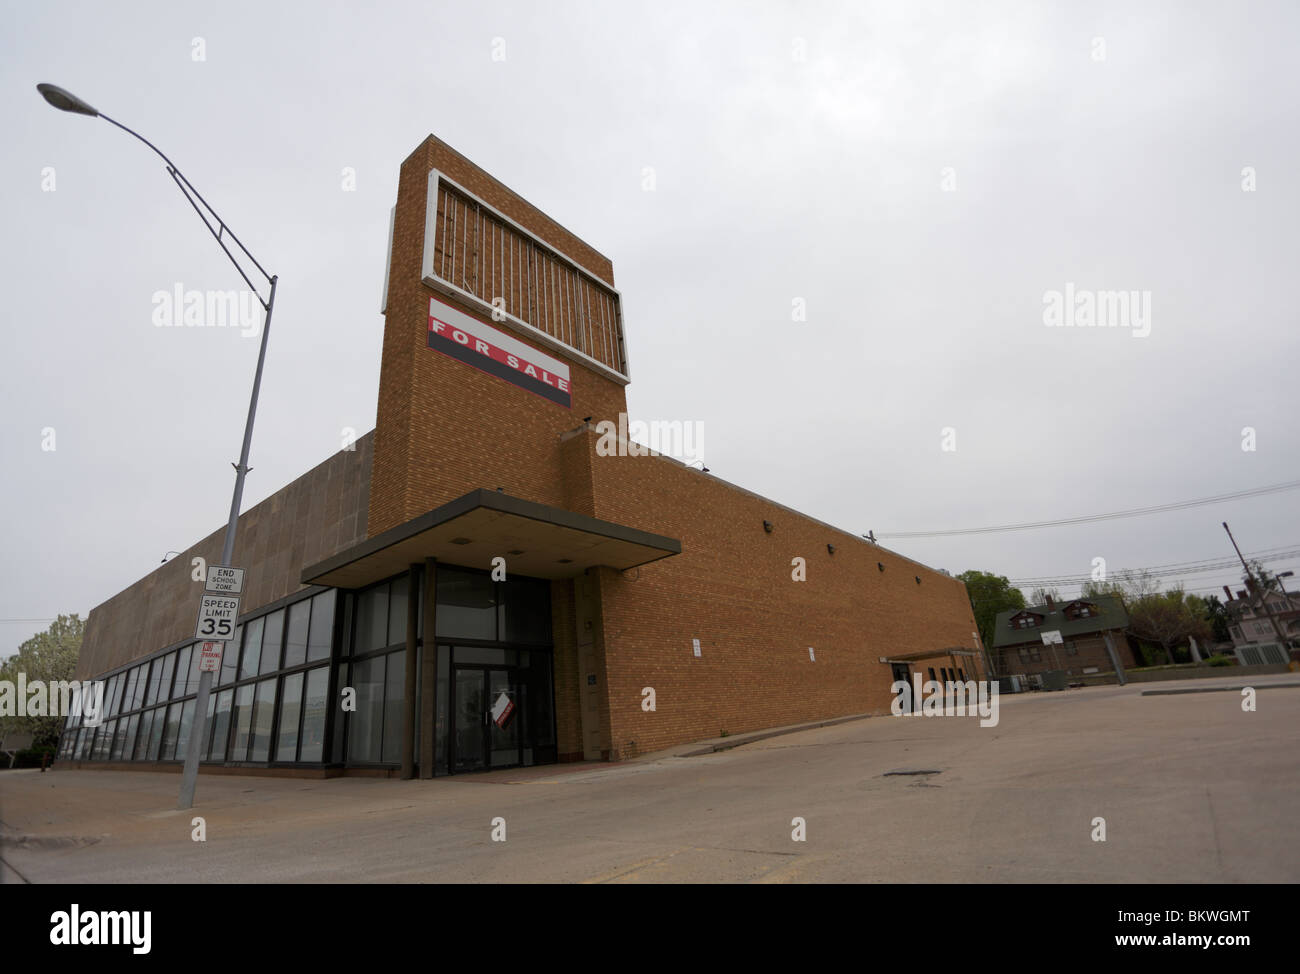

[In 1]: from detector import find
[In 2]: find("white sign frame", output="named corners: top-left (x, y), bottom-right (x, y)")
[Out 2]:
top-left (205, 566), bottom-right (245, 595)
top-left (195, 594), bottom-right (240, 641)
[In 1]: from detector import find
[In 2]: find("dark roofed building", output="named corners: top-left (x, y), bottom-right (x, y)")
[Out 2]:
top-left (990, 594), bottom-right (1137, 680)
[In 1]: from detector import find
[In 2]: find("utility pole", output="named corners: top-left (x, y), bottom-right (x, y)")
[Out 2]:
top-left (1223, 522), bottom-right (1289, 648)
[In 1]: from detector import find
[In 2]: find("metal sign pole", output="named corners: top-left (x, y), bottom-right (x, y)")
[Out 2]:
top-left (179, 277), bottom-right (277, 810)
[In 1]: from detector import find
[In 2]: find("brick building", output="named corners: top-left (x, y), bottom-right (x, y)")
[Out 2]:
top-left (989, 594), bottom-right (1137, 680)
top-left (59, 135), bottom-right (983, 777)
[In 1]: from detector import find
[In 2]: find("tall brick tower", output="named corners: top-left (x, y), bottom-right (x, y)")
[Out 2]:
top-left (369, 136), bottom-right (631, 537)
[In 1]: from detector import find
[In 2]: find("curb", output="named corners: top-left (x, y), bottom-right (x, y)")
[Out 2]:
top-left (674, 712), bottom-right (876, 757)
top-left (1141, 682), bottom-right (1300, 696)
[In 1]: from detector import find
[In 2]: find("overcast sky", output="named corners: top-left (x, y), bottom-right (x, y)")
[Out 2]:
top-left (3, 0), bottom-right (1298, 657)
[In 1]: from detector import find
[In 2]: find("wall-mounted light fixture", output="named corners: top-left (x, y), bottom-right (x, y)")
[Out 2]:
top-left (877, 562), bottom-right (885, 572)
top-left (763, 520), bottom-right (773, 533)
top-left (827, 544), bottom-right (835, 555)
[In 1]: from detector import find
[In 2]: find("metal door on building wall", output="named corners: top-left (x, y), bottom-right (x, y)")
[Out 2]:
top-left (890, 663), bottom-right (918, 714)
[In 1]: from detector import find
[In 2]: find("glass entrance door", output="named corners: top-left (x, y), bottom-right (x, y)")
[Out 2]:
top-left (452, 667), bottom-right (486, 772)
top-left (486, 668), bottom-right (523, 768)
top-left (451, 664), bottom-right (527, 772)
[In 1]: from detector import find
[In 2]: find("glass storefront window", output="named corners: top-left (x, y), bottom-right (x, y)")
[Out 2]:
top-left (355, 584), bottom-right (389, 653)
top-left (122, 667), bottom-right (141, 714)
top-left (146, 705), bottom-right (165, 760)
top-left (307, 590), bottom-right (335, 662)
top-left (95, 720), bottom-right (115, 760)
top-left (209, 689), bottom-right (233, 761)
top-left (231, 684), bottom-right (255, 760)
top-left (174, 699), bottom-right (195, 762)
top-left (240, 617), bottom-right (265, 681)
top-left (277, 672), bottom-right (304, 761)
top-left (499, 575), bottom-right (552, 644)
top-left (107, 674), bottom-right (124, 718)
top-left (284, 600), bottom-right (310, 670)
top-left (260, 611), bottom-right (284, 675)
top-left (174, 645), bottom-right (192, 698)
top-left (346, 656), bottom-right (385, 762)
top-left (184, 642), bottom-right (202, 696)
top-left (219, 627), bottom-right (241, 687)
top-left (301, 666), bottom-right (328, 762)
top-left (156, 652), bottom-right (176, 705)
top-left (114, 714), bottom-right (137, 760)
top-left (388, 576), bottom-right (408, 647)
top-left (382, 650), bottom-right (405, 764)
top-left (250, 679), bottom-right (276, 761)
top-left (134, 709), bottom-right (155, 760)
top-left (143, 658), bottom-right (163, 707)
top-left (160, 703), bottom-right (182, 760)
top-left (436, 568), bottom-right (496, 640)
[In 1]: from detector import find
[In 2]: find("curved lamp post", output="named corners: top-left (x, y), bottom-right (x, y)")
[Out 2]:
top-left (38, 83), bottom-right (277, 810)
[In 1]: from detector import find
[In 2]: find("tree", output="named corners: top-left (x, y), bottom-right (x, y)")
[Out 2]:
top-left (1125, 588), bottom-right (1212, 666)
top-left (1241, 559), bottom-right (1279, 595)
top-left (1199, 594), bottom-right (1232, 644)
top-left (1028, 586), bottom-right (1062, 605)
top-left (1082, 568), bottom-right (1161, 603)
top-left (958, 570), bottom-right (1026, 652)
top-left (0, 614), bottom-right (84, 748)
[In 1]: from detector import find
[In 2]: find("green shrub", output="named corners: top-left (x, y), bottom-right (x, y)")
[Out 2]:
top-left (1205, 654), bottom-right (1234, 667)
top-left (1, 746), bottom-right (57, 770)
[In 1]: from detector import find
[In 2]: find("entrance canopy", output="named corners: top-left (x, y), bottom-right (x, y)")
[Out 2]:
top-left (878, 649), bottom-right (980, 665)
top-left (301, 488), bottom-right (681, 589)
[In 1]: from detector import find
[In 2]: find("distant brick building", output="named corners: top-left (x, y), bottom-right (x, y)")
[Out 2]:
top-left (61, 136), bottom-right (982, 777)
top-left (990, 594), bottom-right (1137, 679)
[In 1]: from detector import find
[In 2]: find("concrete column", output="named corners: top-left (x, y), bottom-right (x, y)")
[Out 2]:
top-left (401, 563), bottom-right (420, 779)
top-left (420, 558), bottom-right (438, 778)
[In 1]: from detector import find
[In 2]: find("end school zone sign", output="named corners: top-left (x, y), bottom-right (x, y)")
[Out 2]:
top-left (426, 295), bottom-right (572, 408)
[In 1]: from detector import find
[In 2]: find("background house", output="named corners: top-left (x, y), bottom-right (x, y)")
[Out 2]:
top-left (990, 594), bottom-right (1137, 680)
top-left (1222, 583), bottom-right (1300, 666)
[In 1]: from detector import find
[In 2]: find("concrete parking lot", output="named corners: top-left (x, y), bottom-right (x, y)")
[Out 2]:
top-left (3, 674), bottom-right (1297, 883)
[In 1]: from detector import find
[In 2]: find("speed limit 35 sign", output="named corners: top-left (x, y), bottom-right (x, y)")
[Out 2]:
top-left (195, 594), bottom-right (241, 641)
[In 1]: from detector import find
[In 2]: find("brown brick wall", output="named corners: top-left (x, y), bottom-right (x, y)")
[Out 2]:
top-left (566, 435), bottom-right (983, 758)
top-left (76, 433), bottom-right (373, 680)
top-left (369, 136), bottom-right (626, 537)
top-left (993, 631), bottom-right (1137, 677)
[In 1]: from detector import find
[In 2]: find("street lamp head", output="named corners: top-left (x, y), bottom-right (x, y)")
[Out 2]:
top-left (36, 83), bottom-right (99, 117)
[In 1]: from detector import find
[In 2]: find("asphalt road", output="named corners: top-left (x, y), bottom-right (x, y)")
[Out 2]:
top-left (3, 675), bottom-right (1297, 883)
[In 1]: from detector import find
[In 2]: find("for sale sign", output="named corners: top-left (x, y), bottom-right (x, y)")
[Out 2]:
top-left (427, 295), bottom-right (572, 408)
top-left (195, 594), bottom-right (240, 641)
top-left (490, 691), bottom-right (516, 729)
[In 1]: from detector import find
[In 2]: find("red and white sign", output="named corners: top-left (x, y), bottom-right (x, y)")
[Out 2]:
top-left (427, 295), bottom-right (571, 408)
top-left (198, 641), bottom-right (224, 673)
top-left (490, 691), bottom-right (516, 729)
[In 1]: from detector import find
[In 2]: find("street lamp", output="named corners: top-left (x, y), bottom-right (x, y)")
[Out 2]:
top-left (38, 83), bottom-right (278, 810)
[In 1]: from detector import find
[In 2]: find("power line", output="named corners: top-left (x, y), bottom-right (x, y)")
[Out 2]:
top-left (878, 478), bottom-right (1300, 539)
top-left (1009, 547), bottom-right (1300, 586)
